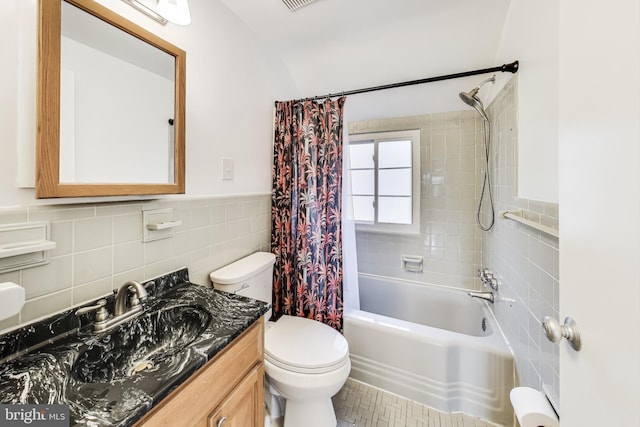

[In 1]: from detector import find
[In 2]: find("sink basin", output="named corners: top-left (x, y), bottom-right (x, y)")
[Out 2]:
top-left (71, 305), bottom-right (211, 383)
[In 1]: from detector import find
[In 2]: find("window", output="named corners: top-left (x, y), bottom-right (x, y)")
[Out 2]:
top-left (348, 129), bottom-right (420, 234)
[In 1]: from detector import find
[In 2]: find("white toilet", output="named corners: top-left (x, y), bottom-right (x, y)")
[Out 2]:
top-left (210, 252), bottom-right (350, 427)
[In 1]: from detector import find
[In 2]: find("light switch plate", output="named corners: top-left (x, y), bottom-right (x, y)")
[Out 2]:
top-left (222, 157), bottom-right (233, 180)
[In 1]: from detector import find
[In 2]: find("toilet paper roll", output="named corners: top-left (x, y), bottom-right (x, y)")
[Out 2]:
top-left (0, 282), bottom-right (25, 321)
top-left (510, 387), bottom-right (559, 427)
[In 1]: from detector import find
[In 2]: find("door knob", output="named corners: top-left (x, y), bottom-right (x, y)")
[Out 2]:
top-left (542, 316), bottom-right (581, 351)
top-left (216, 416), bottom-right (227, 427)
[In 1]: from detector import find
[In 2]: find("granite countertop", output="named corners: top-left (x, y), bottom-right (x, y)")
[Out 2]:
top-left (0, 268), bottom-right (270, 426)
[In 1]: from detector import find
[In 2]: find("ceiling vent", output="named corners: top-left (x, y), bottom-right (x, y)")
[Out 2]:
top-left (281, 0), bottom-right (319, 11)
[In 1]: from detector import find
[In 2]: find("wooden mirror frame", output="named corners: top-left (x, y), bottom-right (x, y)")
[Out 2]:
top-left (36, 0), bottom-right (186, 198)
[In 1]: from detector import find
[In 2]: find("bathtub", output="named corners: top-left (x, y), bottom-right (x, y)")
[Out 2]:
top-left (343, 274), bottom-right (514, 426)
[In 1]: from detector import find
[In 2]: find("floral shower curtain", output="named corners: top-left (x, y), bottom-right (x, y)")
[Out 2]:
top-left (271, 97), bottom-right (346, 332)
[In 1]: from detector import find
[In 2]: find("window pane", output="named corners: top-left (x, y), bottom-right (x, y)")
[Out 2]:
top-left (352, 196), bottom-right (374, 222)
top-left (378, 196), bottom-right (412, 224)
top-left (378, 168), bottom-right (411, 196)
top-left (349, 142), bottom-right (374, 169)
top-left (350, 169), bottom-right (374, 195)
top-left (379, 140), bottom-right (412, 168)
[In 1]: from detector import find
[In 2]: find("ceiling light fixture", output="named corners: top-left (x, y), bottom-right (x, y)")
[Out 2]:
top-left (121, 0), bottom-right (191, 26)
top-left (157, 0), bottom-right (191, 26)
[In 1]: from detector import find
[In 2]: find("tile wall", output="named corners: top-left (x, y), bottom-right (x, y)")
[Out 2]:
top-left (0, 194), bottom-right (271, 333)
top-left (482, 76), bottom-right (560, 410)
top-left (349, 75), bottom-right (560, 411)
top-left (350, 111), bottom-right (484, 290)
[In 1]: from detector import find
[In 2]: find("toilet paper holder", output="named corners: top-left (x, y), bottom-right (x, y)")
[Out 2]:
top-left (542, 316), bottom-right (581, 351)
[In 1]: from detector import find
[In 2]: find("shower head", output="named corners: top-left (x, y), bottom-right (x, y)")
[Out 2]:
top-left (459, 75), bottom-right (496, 121)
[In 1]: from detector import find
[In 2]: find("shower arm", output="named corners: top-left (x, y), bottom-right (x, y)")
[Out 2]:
top-left (474, 76), bottom-right (497, 92)
top-left (467, 76), bottom-right (497, 99)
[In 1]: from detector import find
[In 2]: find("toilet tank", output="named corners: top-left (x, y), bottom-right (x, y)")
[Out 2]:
top-left (209, 252), bottom-right (276, 304)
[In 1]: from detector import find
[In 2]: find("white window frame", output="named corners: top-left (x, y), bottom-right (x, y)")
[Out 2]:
top-left (348, 129), bottom-right (421, 235)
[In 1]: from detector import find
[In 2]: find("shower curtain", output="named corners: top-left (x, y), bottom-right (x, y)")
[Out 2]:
top-left (271, 97), bottom-right (346, 332)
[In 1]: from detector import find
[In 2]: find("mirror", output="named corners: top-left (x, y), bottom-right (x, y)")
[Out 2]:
top-left (37, 0), bottom-right (186, 198)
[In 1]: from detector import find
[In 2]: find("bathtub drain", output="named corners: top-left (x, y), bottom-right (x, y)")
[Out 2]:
top-left (481, 317), bottom-right (487, 332)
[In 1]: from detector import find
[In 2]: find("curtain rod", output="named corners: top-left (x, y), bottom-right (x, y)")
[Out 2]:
top-left (277, 60), bottom-right (519, 105)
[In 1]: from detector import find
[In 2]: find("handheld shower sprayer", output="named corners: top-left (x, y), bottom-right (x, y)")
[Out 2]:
top-left (459, 75), bottom-right (496, 231)
top-left (459, 75), bottom-right (495, 121)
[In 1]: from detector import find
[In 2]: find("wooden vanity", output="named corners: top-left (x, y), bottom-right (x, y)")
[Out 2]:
top-left (135, 321), bottom-right (264, 427)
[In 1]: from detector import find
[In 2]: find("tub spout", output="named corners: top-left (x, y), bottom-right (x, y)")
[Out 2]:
top-left (468, 291), bottom-right (494, 303)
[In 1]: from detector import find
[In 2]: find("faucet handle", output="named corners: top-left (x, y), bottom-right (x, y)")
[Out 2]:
top-left (129, 293), bottom-right (145, 307)
top-left (75, 299), bottom-right (109, 322)
top-left (124, 280), bottom-right (148, 302)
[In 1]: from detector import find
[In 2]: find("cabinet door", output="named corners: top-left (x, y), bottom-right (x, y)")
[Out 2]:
top-left (208, 364), bottom-right (264, 427)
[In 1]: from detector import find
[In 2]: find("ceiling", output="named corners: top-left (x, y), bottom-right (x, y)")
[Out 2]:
top-left (218, 0), bottom-right (513, 96)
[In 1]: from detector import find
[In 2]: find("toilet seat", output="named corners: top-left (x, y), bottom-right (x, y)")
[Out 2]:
top-left (265, 315), bottom-right (349, 374)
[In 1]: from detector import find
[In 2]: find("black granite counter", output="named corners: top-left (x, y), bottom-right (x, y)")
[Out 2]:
top-left (0, 268), bottom-right (270, 426)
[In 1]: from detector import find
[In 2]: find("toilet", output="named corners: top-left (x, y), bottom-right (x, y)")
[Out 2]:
top-left (210, 252), bottom-right (350, 427)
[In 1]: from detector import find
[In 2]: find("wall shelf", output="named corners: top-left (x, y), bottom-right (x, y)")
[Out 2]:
top-left (499, 210), bottom-right (559, 239)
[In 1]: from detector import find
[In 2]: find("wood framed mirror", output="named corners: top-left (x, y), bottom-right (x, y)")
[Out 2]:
top-left (37, 0), bottom-right (185, 198)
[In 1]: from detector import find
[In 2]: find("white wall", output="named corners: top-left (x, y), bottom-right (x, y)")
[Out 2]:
top-left (492, 0), bottom-right (559, 203)
top-left (1, 0), bottom-right (296, 207)
top-left (262, 0), bottom-right (512, 127)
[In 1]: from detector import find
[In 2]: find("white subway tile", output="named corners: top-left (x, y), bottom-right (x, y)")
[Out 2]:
top-left (73, 277), bottom-right (112, 305)
top-left (190, 227), bottom-right (209, 251)
top-left (170, 254), bottom-right (190, 272)
top-left (113, 268), bottom-right (144, 288)
top-left (144, 260), bottom-right (172, 280)
top-left (113, 213), bottom-right (142, 244)
top-left (49, 221), bottom-right (73, 256)
top-left (144, 238), bottom-right (172, 265)
top-left (191, 207), bottom-right (210, 228)
top-left (74, 247), bottom-right (112, 284)
top-left (171, 231), bottom-right (190, 257)
top-left (113, 241), bottom-right (144, 274)
top-left (75, 216), bottom-right (112, 252)
top-left (190, 248), bottom-right (210, 274)
top-left (23, 256), bottom-right (72, 299)
top-left (22, 290), bottom-right (72, 323)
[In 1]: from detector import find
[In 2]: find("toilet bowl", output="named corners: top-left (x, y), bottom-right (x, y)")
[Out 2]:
top-left (265, 314), bottom-right (350, 427)
top-left (210, 252), bottom-right (350, 427)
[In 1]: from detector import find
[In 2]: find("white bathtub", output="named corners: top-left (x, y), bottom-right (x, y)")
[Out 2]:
top-left (344, 274), bottom-right (514, 426)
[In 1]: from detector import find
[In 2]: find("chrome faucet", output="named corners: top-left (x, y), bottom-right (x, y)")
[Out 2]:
top-left (114, 280), bottom-right (148, 316)
top-left (76, 280), bottom-right (149, 333)
top-left (468, 291), bottom-right (495, 303)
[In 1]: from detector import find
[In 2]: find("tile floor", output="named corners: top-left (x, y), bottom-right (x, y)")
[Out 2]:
top-left (332, 379), bottom-right (505, 427)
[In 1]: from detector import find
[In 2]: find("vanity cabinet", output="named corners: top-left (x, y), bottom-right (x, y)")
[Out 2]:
top-left (135, 320), bottom-right (264, 427)
top-left (207, 365), bottom-right (264, 427)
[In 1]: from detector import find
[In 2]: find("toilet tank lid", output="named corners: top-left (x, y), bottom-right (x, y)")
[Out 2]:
top-left (210, 252), bottom-right (276, 284)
